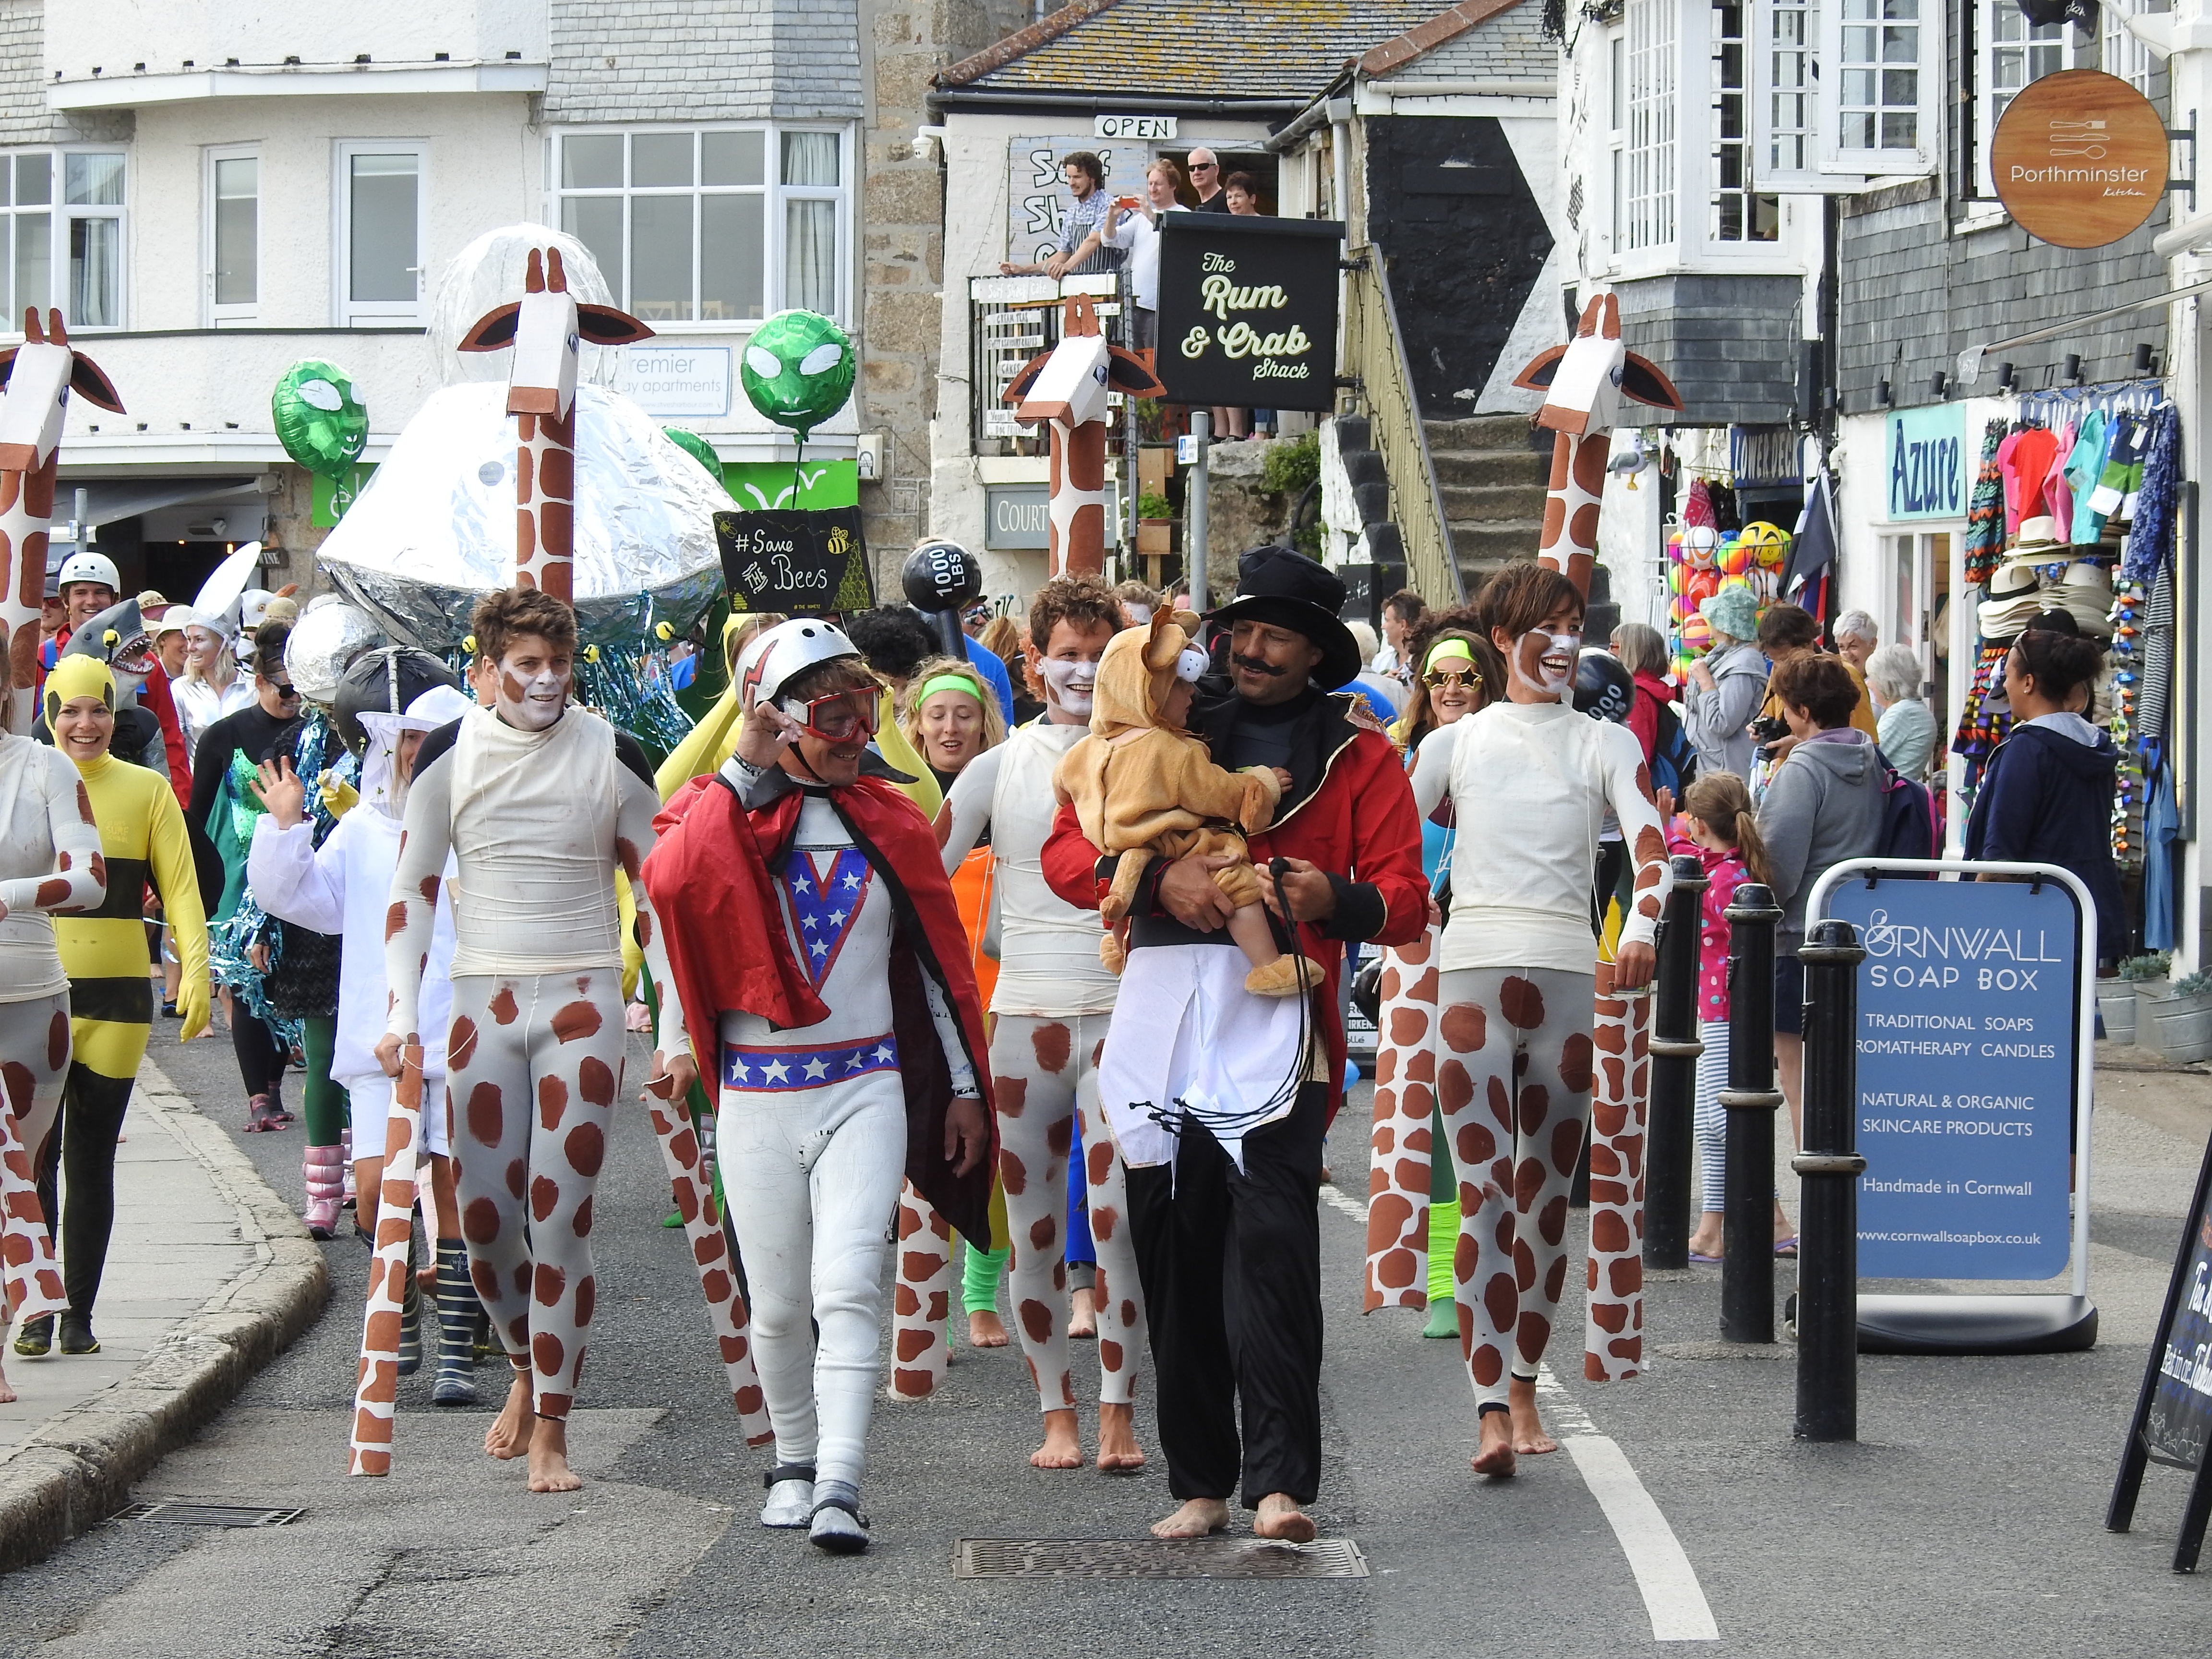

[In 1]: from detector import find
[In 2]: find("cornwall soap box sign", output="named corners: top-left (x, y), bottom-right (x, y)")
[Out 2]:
top-left (1156, 215), bottom-right (1345, 413)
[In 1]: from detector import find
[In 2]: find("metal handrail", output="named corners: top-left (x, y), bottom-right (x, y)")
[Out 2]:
top-left (1341, 246), bottom-right (1463, 603)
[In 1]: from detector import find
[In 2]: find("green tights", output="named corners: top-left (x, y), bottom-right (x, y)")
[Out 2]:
top-left (301, 1016), bottom-right (348, 1147)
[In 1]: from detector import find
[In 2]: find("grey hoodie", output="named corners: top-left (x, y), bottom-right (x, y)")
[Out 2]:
top-left (1680, 639), bottom-right (1768, 781)
top-left (1757, 729), bottom-right (1885, 940)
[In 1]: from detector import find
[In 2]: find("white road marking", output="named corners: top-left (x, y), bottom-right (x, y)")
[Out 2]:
top-left (1318, 1181), bottom-right (1720, 1642)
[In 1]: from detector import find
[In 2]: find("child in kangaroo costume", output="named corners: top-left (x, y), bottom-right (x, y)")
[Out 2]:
top-left (1052, 612), bottom-right (1321, 997)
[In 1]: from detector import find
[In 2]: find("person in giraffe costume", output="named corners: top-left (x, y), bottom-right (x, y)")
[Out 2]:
top-left (377, 586), bottom-right (679, 1494)
top-left (1430, 562), bottom-right (1671, 1478)
top-left (645, 617), bottom-right (993, 1555)
top-left (937, 573), bottom-right (1149, 1471)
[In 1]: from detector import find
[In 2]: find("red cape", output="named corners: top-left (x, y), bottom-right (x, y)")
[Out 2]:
top-left (647, 768), bottom-right (998, 1247)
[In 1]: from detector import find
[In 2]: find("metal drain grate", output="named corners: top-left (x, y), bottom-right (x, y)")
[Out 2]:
top-left (954, 1537), bottom-right (1367, 1579)
top-left (111, 1502), bottom-right (305, 1528)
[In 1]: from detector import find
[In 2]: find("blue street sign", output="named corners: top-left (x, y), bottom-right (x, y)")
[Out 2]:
top-left (1827, 876), bottom-right (2080, 1281)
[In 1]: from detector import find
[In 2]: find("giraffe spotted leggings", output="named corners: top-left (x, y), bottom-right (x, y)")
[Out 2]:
top-left (446, 971), bottom-right (626, 1421)
top-left (992, 1014), bottom-right (1145, 1412)
top-left (1434, 967), bottom-right (1595, 1412)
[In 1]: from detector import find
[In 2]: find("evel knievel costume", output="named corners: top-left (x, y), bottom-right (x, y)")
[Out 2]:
top-left (647, 748), bottom-right (996, 1536)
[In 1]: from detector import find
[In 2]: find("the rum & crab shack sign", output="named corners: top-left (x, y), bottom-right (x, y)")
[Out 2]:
top-left (1156, 214), bottom-right (1344, 413)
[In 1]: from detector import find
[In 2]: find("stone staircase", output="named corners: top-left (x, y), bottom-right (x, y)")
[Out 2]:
top-left (1422, 414), bottom-right (1553, 596)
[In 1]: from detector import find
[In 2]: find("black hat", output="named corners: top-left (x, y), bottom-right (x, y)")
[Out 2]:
top-left (1205, 545), bottom-right (1362, 689)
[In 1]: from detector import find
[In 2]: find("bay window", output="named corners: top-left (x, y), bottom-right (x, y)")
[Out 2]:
top-left (552, 125), bottom-right (853, 325)
top-left (0, 148), bottom-right (125, 332)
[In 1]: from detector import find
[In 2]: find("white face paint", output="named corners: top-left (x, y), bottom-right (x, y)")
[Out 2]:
top-left (1038, 654), bottom-right (1098, 717)
top-left (1512, 628), bottom-right (1581, 698)
top-left (495, 651), bottom-right (572, 731)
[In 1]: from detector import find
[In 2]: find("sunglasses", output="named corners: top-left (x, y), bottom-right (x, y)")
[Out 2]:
top-left (1191, 161), bottom-right (1217, 170)
top-left (269, 679), bottom-right (301, 700)
top-left (782, 689), bottom-right (880, 744)
top-left (1422, 668), bottom-right (1483, 690)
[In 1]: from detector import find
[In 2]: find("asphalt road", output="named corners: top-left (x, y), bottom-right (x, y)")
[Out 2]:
top-left (0, 1022), bottom-right (2207, 1657)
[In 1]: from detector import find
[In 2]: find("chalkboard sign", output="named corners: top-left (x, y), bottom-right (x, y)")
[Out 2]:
top-left (714, 507), bottom-right (874, 617)
top-left (1155, 214), bottom-right (1344, 413)
top-left (2107, 1134), bottom-right (2212, 1570)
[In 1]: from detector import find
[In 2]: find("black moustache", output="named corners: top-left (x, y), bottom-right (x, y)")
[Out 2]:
top-left (1230, 654), bottom-right (1287, 677)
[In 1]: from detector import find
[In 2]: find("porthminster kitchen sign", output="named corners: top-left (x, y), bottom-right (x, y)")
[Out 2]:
top-left (1155, 214), bottom-right (1344, 413)
top-left (1990, 70), bottom-right (2168, 250)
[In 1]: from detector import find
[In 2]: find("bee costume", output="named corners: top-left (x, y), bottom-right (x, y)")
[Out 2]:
top-left (35, 654), bottom-right (208, 1352)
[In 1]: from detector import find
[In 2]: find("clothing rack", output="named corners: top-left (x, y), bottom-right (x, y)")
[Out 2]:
top-left (2005, 377), bottom-right (2170, 429)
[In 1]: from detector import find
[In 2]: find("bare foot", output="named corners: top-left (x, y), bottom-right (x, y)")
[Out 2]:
top-left (1151, 1497), bottom-right (1230, 1539)
top-left (1096, 1401), bottom-right (1145, 1471)
top-left (485, 1371), bottom-right (532, 1460)
top-left (1068, 1284), bottom-right (1097, 1339)
top-left (1031, 1408), bottom-right (1082, 1469)
top-left (1686, 1222), bottom-right (1723, 1258)
top-left (1471, 1409), bottom-right (1517, 1477)
top-left (0, 1361), bottom-right (15, 1406)
top-left (968, 1310), bottom-right (1009, 1348)
top-left (527, 1415), bottom-right (581, 1493)
top-left (1508, 1374), bottom-right (1558, 1455)
top-left (1253, 1492), bottom-right (1315, 1542)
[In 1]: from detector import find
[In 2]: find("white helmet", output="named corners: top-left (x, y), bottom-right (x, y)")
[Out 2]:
top-left (56, 550), bottom-right (119, 592)
top-left (735, 617), bottom-right (865, 710)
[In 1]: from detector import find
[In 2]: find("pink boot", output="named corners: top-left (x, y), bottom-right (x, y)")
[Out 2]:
top-left (302, 1145), bottom-right (345, 1240)
top-left (340, 1127), bottom-right (356, 1205)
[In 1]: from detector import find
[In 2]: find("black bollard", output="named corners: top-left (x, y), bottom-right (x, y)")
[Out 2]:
top-left (1719, 881), bottom-right (1783, 1344)
top-left (1644, 854), bottom-right (1708, 1271)
top-left (1793, 919), bottom-right (1866, 1441)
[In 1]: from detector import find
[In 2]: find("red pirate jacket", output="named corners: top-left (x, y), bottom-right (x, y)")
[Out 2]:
top-left (646, 758), bottom-right (998, 1247)
top-left (1043, 683), bottom-right (1428, 1122)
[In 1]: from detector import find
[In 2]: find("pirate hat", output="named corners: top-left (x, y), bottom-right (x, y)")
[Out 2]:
top-left (1205, 545), bottom-right (1363, 688)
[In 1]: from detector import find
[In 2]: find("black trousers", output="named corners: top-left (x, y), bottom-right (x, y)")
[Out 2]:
top-left (35, 1065), bottom-right (133, 1318)
top-left (1126, 1081), bottom-right (1327, 1508)
top-left (230, 1009), bottom-right (287, 1101)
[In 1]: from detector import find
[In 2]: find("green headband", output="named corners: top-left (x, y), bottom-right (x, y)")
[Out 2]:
top-left (917, 673), bottom-right (984, 707)
top-left (1422, 638), bottom-right (1475, 673)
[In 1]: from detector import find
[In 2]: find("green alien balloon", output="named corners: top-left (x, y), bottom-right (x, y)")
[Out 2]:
top-left (271, 360), bottom-right (369, 477)
top-left (740, 310), bottom-right (855, 441)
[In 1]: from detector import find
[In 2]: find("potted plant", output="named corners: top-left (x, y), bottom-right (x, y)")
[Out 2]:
top-left (2104, 950), bottom-right (2170, 1045)
top-left (2139, 967), bottom-right (2212, 1065)
top-left (1136, 491), bottom-right (1175, 556)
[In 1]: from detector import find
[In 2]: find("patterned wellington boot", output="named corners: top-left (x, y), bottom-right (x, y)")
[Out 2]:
top-left (301, 1146), bottom-right (345, 1240)
top-left (397, 1234), bottom-right (422, 1377)
top-left (431, 1242), bottom-right (479, 1407)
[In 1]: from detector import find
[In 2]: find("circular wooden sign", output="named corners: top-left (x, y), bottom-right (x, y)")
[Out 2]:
top-left (1992, 70), bottom-right (2169, 249)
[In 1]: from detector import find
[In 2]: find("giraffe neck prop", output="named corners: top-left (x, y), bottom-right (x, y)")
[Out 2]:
top-left (1003, 294), bottom-right (1163, 578)
top-left (457, 246), bottom-right (654, 604)
top-left (1511, 292), bottom-right (1684, 601)
top-left (0, 308), bottom-right (123, 734)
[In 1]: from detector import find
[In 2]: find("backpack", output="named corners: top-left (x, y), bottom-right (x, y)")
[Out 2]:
top-left (1649, 697), bottom-right (1699, 798)
top-left (1873, 749), bottom-right (1938, 862)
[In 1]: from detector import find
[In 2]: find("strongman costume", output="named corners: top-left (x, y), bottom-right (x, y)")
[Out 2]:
top-left (1043, 550), bottom-right (1426, 1515)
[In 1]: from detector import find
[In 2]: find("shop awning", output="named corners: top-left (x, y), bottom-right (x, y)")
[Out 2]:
top-left (52, 477), bottom-right (262, 529)
top-left (1954, 274), bottom-right (2212, 386)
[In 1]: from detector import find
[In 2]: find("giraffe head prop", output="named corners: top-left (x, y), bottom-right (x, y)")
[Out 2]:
top-left (457, 247), bottom-right (654, 421)
top-left (1511, 292), bottom-right (1683, 436)
top-left (0, 308), bottom-right (124, 473)
top-left (1005, 294), bottom-right (1164, 428)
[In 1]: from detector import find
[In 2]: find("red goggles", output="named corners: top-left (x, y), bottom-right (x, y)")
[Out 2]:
top-left (781, 689), bottom-right (880, 743)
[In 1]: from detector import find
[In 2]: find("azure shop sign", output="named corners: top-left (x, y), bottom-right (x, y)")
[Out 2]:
top-left (1885, 402), bottom-right (1965, 522)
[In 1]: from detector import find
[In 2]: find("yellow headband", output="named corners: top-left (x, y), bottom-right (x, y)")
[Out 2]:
top-left (1422, 638), bottom-right (1475, 673)
top-left (917, 673), bottom-right (983, 706)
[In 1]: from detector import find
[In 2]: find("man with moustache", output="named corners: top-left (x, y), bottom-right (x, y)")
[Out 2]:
top-left (938, 575), bottom-right (1145, 1473)
top-left (1042, 546), bottom-right (1427, 1543)
top-left (378, 587), bottom-right (679, 1496)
